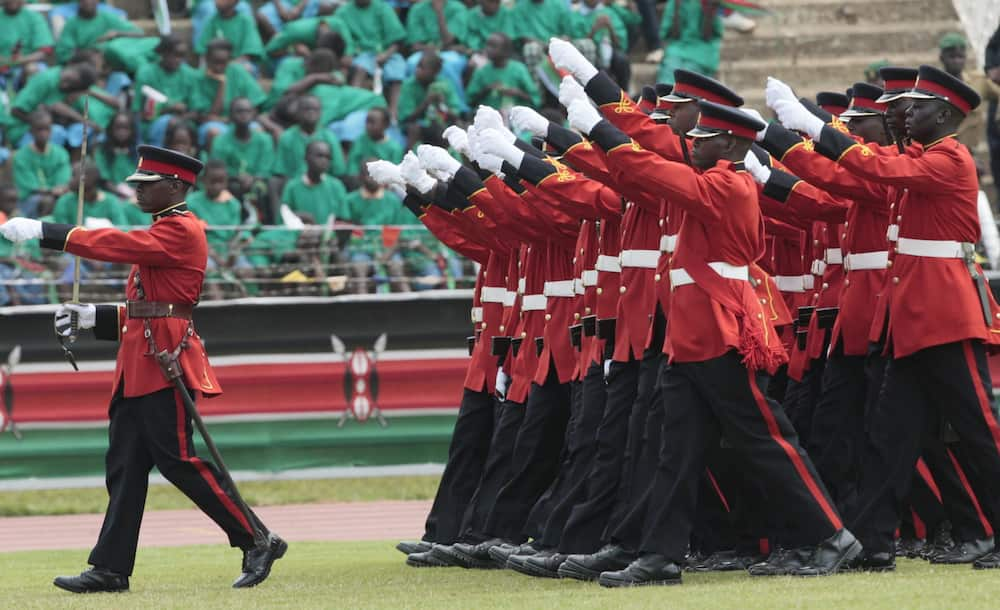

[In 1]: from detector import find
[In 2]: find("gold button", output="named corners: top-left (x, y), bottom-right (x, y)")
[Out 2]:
top-left (654, 273), bottom-right (661, 281)
top-left (844, 222), bottom-right (849, 227)
top-left (760, 298), bottom-right (767, 304)
top-left (813, 294), bottom-right (819, 300)
top-left (499, 325), bottom-right (505, 333)
top-left (894, 247), bottom-right (899, 253)
top-left (813, 239), bottom-right (819, 246)
top-left (995, 313), bottom-right (1000, 319)
top-left (844, 280), bottom-right (850, 286)
top-left (572, 257), bottom-right (577, 264)
top-left (545, 314), bottom-right (552, 321)
top-left (756, 312), bottom-right (763, 319)
top-left (596, 287), bottom-right (603, 295)
top-left (658, 219), bottom-right (664, 227)
top-left (893, 277), bottom-right (900, 284)
top-left (574, 313), bottom-right (581, 320)
top-left (580, 248), bottom-right (584, 255)
top-left (521, 331), bottom-right (527, 338)
top-left (481, 322), bottom-right (487, 330)
top-left (886, 260), bottom-right (892, 268)
top-left (620, 286), bottom-right (626, 293)
top-left (585, 307), bottom-right (592, 315)
top-left (122, 325), bottom-right (128, 333)
top-left (897, 215), bottom-right (902, 222)
top-left (822, 282), bottom-right (829, 290)
top-left (842, 234), bottom-right (847, 240)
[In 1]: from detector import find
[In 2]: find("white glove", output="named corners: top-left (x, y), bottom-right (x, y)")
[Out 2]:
top-left (773, 98), bottom-right (825, 140)
top-left (442, 125), bottom-right (471, 158)
top-left (743, 150), bottom-right (771, 185)
top-left (475, 128), bottom-right (525, 169)
top-left (509, 106), bottom-right (549, 137)
top-left (83, 217), bottom-right (115, 230)
top-left (366, 160), bottom-right (404, 189)
top-left (765, 76), bottom-right (797, 110)
top-left (603, 358), bottom-right (612, 380)
top-left (740, 108), bottom-right (769, 142)
top-left (495, 367), bottom-right (511, 399)
top-left (476, 150), bottom-right (505, 176)
top-left (54, 303), bottom-right (96, 338)
top-left (0, 218), bottom-right (42, 243)
top-left (549, 37), bottom-right (598, 84)
top-left (558, 75), bottom-right (588, 109)
top-left (417, 144), bottom-right (462, 178)
top-left (568, 98), bottom-right (602, 135)
top-left (400, 151), bottom-right (437, 195)
top-left (474, 105), bottom-right (516, 143)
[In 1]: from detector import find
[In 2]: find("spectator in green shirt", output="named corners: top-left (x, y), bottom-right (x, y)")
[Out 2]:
top-left (509, 0), bottom-right (596, 94)
top-left (0, 0), bottom-right (54, 73)
top-left (465, 0), bottom-right (515, 55)
top-left (208, 97), bottom-right (274, 219)
top-left (189, 38), bottom-right (269, 147)
top-left (95, 110), bottom-right (138, 199)
top-left (256, 0), bottom-right (320, 41)
top-left (466, 33), bottom-right (540, 111)
top-left (397, 51), bottom-right (461, 149)
top-left (571, 0), bottom-right (631, 87)
top-left (404, 0), bottom-right (470, 110)
top-left (164, 120), bottom-right (201, 161)
top-left (346, 107), bottom-right (403, 179)
top-left (280, 140), bottom-right (350, 225)
top-left (12, 109), bottom-right (71, 218)
top-left (273, 94), bottom-right (346, 180)
top-left (196, 0), bottom-right (265, 66)
top-left (51, 161), bottom-right (130, 227)
top-left (342, 158), bottom-right (407, 293)
top-left (339, 0), bottom-right (407, 119)
top-left (0, 183), bottom-right (46, 305)
top-left (267, 30), bottom-right (346, 111)
top-left (8, 61), bottom-right (96, 146)
top-left (133, 35), bottom-right (200, 146)
top-left (53, 0), bottom-right (145, 63)
top-left (188, 159), bottom-right (246, 260)
top-left (655, 0), bottom-right (722, 83)
top-left (301, 48), bottom-right (387, 140)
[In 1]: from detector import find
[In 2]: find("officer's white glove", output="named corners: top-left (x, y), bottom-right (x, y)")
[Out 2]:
top-left (772, 98), bottom-right (825, 140)
top-left (366, 160), bottom-right (404, 188)
top-left (549, 38), bottom-right (598, 84)
top-left (558, 75), bottom-right (588, 110)
top-left (476, 128), bottom-right (525, 169)
top-left (765, 76), bottom-right (797, 110)
top-left (509, 106), bottom-right (549, 137)
top-left (442, 125), bottom-right (471, 158)
top-left (83, 217), bottom-right (115, 230)
top-left (740, 108), bottom-right (769, 142)
top-left (744, 150), bottom-right (771, 185)
top-left (417, 144), bottom-right (462, 178)
top-left (603, 358), bottom-right (612, 380)
top-left (54, 303), bottom-right (96, 338)
top-left (568, 98), bottom-right (602, 135)
top-left (400, 151), bottom-right (437, 195)
top-left (474, 106), bottom-right (516, 143)
top-left (495, 367), bottom-right (511, 399)
top-left (0, 218), bottom-right (42, 243)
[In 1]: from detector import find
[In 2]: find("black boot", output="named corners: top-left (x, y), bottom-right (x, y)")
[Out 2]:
top-left (396, 540), bottom-right (432, 556)
top-left (53, 568), bottom-right (129, 594)
top-left (598, 554), bottom-right (682, 587)
top-left (233, 534), bottom-right (288, 588)
top-left (792, 529), bottom-right (862, 576)
top-left (894, 537), bottom-right (926, 559)
top-left (845, 551), bottom-right (896, 572)
top-left (686, 549), bottom-right (762, 572)
top-left (973, 546), bottom-right (1000, 570)
top-left (512, 550), bottom-right (567, 578)
top-left (748, 547), bottom-right (812, 577)
top-left (489, 541), bottom-right (542, 568)
top-left (929, 537), bottom-right (994, 564)
top-left (432, 538), bottom-right (506, 569)
top-left (406, 550), bottom-right (453, 567)
top-left (557, 544), bottom-right (636, 581)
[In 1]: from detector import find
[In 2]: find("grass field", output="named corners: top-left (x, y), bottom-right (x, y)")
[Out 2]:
top-left (0, 476), bottom-right (442, 517)
top-left (4, 541), bottom-right (1000, 609)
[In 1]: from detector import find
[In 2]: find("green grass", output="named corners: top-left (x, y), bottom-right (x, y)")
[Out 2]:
top-left (4, 541), bottom-right (1000, 609)
top-left (0, 476), bottom-right (441, 517)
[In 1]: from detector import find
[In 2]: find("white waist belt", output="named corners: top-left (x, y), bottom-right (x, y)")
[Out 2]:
top-left (503, 291), bottom-right (516, 306)
top-left (581, 269), bottom-right (598, 286)
top-left (595, 254), bottom-right (622, 272)
top-left (517, 277), bottom-right (526, 294)
top-left (825, 248), bottom-right (843, 265)
top-left (659, 234), bottom-right (678, 253)
top-left (811, 259), bottom-right (826, 275)
top-left (887, 224), bottom-right (899, 242)
top-left (620, 249), bottom-right (660, 269)
top-left (845, 251), bottom-right (889, 271)
top-left (522, 294), bottom-right (547, 311)
top-left (670, 262), bottom-right (750, 289)
top-left (896, 237), bottom-right (972, 259)
top-left (480, 286), bottom-right (506, 303)
top-left (775, 274), bottom-right (808, 293)
top-left (471, 307), bottom-right (483, 323)
top-left (574, 279), bottom-right (585, 295)
top-left (544, 280), bottom-right (576, 297)
top-left (803, 275), bottom-right (815, 290)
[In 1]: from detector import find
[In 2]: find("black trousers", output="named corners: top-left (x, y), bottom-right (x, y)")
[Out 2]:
top-left (782, 355), bottom-right (826, 449)
top-left (556, 355), bottom-right (640, 553)
top-left (483, 363), bottom-right (572, 542)
top-left (920, 440), bottom-right (994, 543)
top-left (533, 361), bottom-right (608, 546)
top-left (638, 352), bottom-right (842, 562)
top-left (422, 388), bottom-right (498, 544)
top-left (852, 340), bottom-right (1000, 555)
top-left (89, 386), bottom-right (259, 575)
top-left (457, 398), bottom-right (526, 543)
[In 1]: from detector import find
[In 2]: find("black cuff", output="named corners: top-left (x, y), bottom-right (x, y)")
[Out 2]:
top-left (545, 123), bottom-right (584, 153)
top-left (583, 71), bottom-right (622, 107)
top-left (762, 168), bottom-right (801, 203)
top-left (473, 164), bottom-right (494, 181)
top-left (760, 122), bottom-right (804, 160)
top-left (443, 180), bottom-right (470, 211)
top-left (93, 305), bottom-right (121, 342)
top-left (500, 161), bottom-right (521, 180)
top-left (40, 222), bottom-right (74, 251)
top-left (451, 166), bottom-right (486, 198)
top-left (514, 138), bottom-right (545, 159)
top-left (799, 97), bottom-right (833, 123)
top-left (518, 155), bottom-right (556, 185)
top-left (814, 124), bottom-right (857, 162)
top-left (589, 120), bottom-right (630, 152)
top-left (502, 174), bottom-right (526, 194)
top-left (402, 194), bottom-right (426, 217)
top-left (749, 143), bottom-right (772, 168)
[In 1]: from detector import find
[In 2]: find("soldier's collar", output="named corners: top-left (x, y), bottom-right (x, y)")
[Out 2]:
top-left (153, 201), bottom-right (189, 220)
top-left (923, 133), bottom-right (957, 150)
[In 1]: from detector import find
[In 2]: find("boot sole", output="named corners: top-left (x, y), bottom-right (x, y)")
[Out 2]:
top-left (405, 556), bottom-right (452, 568)
top-left (396, 542), bottom-right (432, 556)
top-left (557, 561), bottom-right (602, 582)
top-left (487, 547), bottom-right (515, 569)
top-left (793, 539), bottom-right (863, 577)
top-left (233, 539), bottom-right (288, 588)
top-left (53, 580), bottom-right (128, 594)
top-left (598, 576), bottom-right (681, 588)
top-left (434, 546), bottom-right (499, 570)
top-left (510, 559), bottom-right (562, 579)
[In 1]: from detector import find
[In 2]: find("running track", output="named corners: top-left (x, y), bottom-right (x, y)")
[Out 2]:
top-left (0, 500), bottom-right (432, 552)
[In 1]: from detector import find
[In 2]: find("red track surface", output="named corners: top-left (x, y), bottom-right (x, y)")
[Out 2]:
top-left (0, 500), bottom-right (432, 552)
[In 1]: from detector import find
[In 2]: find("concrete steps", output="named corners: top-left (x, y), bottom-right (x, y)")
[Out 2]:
top-left (756, 0), bottom-right (957, 28)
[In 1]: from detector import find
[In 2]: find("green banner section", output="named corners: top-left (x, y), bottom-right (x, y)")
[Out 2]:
top-left (0, 415), bottom-right (457, 480)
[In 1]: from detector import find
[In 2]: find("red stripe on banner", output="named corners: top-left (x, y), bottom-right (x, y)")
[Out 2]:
top-left (746, 369), bottom-right (843, 530)
top-left (946, 447), bottom-right (994, 538)
top-left (914, 458), bottom-right (942, 503)
top-left (705, 468), bottom-right (730, 513)
top-left (963, 341), bottom-right (1000, 456)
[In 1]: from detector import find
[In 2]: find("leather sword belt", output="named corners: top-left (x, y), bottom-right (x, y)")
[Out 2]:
top-left (127, 301), bottom-right (195, 320)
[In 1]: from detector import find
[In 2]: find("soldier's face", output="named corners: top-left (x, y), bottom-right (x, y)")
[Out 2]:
top-left (136, 179), bottom-right (181, 212)
top-left (690, 134), bottom-right (728, 170)
top-left (670, 102), bottom-right (699, 136)
top-left (846, 114), bottom-right (887, 146)
top-left (904, 98), bottom-right (949, 144)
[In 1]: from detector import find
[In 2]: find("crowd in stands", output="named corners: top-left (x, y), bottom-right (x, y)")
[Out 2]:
top-left (0, 0), bottom-right (754, 303)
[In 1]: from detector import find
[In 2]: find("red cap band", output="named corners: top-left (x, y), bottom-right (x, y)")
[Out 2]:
top-left (137, 158), bottom-right (198, 183)
top-left (850, 96), bottom-right (888, 114)
top-left (912, 77), bottom-right (972, 114)
top-left (697, 115), bottom-right (757, 140)
top-left (674, 83), bottom-right (737, 107)
top-left (883, 78), bottom-right (916, 94)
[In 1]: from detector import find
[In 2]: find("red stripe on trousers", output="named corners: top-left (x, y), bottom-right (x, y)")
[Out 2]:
top-left (174, 390), bottom-right (253, 534)
top-left (915, 458), bottom-right (942, 502)
top-left (705, 468), bottom-right (731, 513)
top-left (962, 341), bottom-right (1000, 456)
top-left (946, 447), bottom-right (994, 538)
top-left (910, 508), bottom-right (927, 540)
top-left (746, 369), bottom-right (843, 530)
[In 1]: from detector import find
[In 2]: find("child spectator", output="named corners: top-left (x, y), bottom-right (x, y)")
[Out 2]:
top-left (302, 48), bottom-right (388, 142)
top-left (95, 110), bottom-right (138, 197)
top-left (189, 38), bottom-right (267, 145)
top-left (12, 109), bottom-right (70, 218)
top-left (398, 51), bottom-right (462, 148)
top-left (133, 35), bottom-right (200, 146)
top-left (51, 161), bottom-right (132, 227)
top-left (196, 0), bottom-right (265, 66)
top-left (405, 0), bottom-right (470, 107)
top-left (0, 0), bottom-right (54, 78)
top-left (8, 61), bottom-right (97, 146)
top-left (164, 120), bottom-right (201, 161)
top-left (280, 140), bottom-right (349, 224)
top-left (188, 159), bottom-right (245, 262)
top-left (65, 49), bottom-right (125, 149)
top-left (464, 0), bottom-right (515, 63)
top-left (466, 33), bottom-right (540, 111)
top-left (346, 107), bottom-right (403, 177)
top-left (263, 14), bottom-right (355, 65)
top-left (0, 184), bottom-right (46, 306)
top-left (337, 0), bottom-right (407, 119)
top-left (343, 158), bottom-right (405, 293)
top-left (655, 0), bottom-right (722, 83)
top-left (54, 0), bottom-right (145, 63)
top-left (256, 0), bottom-right (321, 41)
top-left (208, 97), bottom-right (274, 214)
top-left (268, 30), bottom-right (347, 109)
top-left (571, 0), bottom-right (631, 87)
top-left (274, 94), bottom-right (346, 180)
